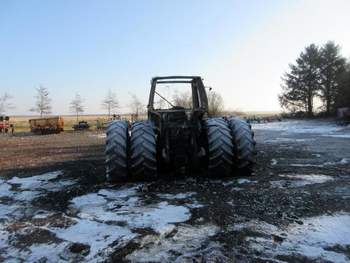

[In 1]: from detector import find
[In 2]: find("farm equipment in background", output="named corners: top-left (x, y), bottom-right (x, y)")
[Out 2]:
top-left (96, 119), bottom-right (109, 130)
top-left (29, 116), bottom-right (64, 135)
top-left (105, 76), bottom-right (257, 181)
top-left (96, 115), bottom-right (121, 130)
top-left (73, 121), bottom-right (90, 131)
top-left (0, 116), bottom-right (14, 134)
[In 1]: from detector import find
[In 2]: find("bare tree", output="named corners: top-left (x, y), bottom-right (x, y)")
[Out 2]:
top-left (0, 93), bottom-right (14, 115)
top-left (172, 90), bottom-right (192, 108)
top-left (207, 89), bottom-right (224, 116)
top-left (101, 89), bottom-right (119, 117)
top-left (30, 86), bottom-right (52, 117)
top-left (129, 93), bottom-right (144, 115)
top-left (70, 93), bottom-right (84, 121)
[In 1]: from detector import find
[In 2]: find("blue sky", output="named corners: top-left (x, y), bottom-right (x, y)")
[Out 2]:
top-left (1, 0), bottom-right (350, 115)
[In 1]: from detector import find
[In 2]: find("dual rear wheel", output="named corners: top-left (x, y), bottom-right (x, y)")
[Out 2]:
top-left (106, 120), bottom-right (157, 182)
top-left (105, 117), bottom-right (256, 181)
top-left (206, 117), bottom-right (256, 177)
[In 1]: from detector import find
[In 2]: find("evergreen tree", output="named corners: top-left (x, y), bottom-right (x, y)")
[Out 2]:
top-left (336, 63), bottom-right (350, 108)
top-left (319, 41), bottom-right (346, 115)
top-left (279, 44), bottom-right (321, 117)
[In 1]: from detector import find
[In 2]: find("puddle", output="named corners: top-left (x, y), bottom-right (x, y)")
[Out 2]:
top-left (239, 213), bottom-right (350, 262)
top-left (271, 174), bottom-right (334, 188)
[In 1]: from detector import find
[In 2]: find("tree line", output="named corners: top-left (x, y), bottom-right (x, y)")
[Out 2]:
top-left (0, 87), bottom-right (139, 120)
top-left (279, 41), bottom-right (350, 117)
top-left (0, 86), bottom-right (225, 119)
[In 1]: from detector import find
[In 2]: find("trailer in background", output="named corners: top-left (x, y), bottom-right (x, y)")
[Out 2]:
top-left (29, 116), bottom-right (64, 134)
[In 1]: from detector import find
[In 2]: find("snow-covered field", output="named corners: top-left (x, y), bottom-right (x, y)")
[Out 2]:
top-left (253, 120), bottom-right (350, 136)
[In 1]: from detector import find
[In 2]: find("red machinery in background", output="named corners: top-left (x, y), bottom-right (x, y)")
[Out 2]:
top-left (0, 116), bottom-right (12, 133)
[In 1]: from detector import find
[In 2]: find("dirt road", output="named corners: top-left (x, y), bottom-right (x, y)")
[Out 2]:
top-left (1, 120), bottom-right (350, 262)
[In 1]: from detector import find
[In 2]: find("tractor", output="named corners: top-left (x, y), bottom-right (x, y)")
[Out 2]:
top-left (73, 121), bottom-right (90, 131)
top-left (105, 76), bottom-right (256, 181)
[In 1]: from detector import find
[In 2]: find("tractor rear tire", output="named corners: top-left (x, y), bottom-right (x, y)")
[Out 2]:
top-left (228, 117), bottom-right (256, 174)
top-left (105, 120), bottom-right (129, 182)
top-left (206, 118), bottom-right (234, 177)
top-left (129, 121), bottom-right (157, 180)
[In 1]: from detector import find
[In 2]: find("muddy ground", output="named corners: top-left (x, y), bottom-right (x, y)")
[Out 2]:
top-left (1, 120), bottom-right (350, 263)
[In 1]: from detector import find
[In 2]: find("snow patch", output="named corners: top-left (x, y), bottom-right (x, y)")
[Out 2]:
top-left (90, 133), bottom-right (106, 138)
top-left (0, 185), bottom-right (196, 262)
top-left (271, 174), bottom-right (334, 188)
top-left (340, 158), bottom-right (350, 164)
top-left (289, 158), bottom-right (350, 168)
top-left (289, 163), bottom-right (325, 168)
top-left (157, 192), bottom-right (196, 200)
top-left (0, 203), bottom-right (20, 219)
top-left (237, 178), bottom-right (256, 184)
top-left (8, 171), bottom-right (62, 189)
top-left (0, 183), bottom-right (13, 198)
top-left (264, 138), bottom-right (314, 143)
top-left (0, 171), bottom-right (76, 202)
top-left (242, 213), bottom-right (350, 262)
top-left (253, 121), bottom-right (341, 135)
top-left (222, 181), bottom-right (234, 187)
top-left (6, 243), bottom-right (68, 263)
top-left (322, 134), bottom-right (350, 139)
top-left (271, 159), bottom-right (278, 166)
top-left (71, 190), bottom-right (191, 234)
top-left (126, 224), bottom-right (219, 263)
top-left (231, 220), bottom-right (279, 233)
top-left (131, 202), bottom-right (191, 233)
top-left (52, 218), bottom-right (136, 260)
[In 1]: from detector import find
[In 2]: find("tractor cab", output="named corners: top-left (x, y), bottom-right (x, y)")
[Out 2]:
top-left (147, 76), bottom-right (209, 171)
top-left (148, 76), bottom-right (208, 111)
top-left (147, 76), bottom-right (208, 130)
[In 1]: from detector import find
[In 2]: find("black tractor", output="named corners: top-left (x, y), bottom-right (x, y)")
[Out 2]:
top-left (73, 121), bottom-right (90, 131)
top-left (105, 76), bottom-right (256, 181)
